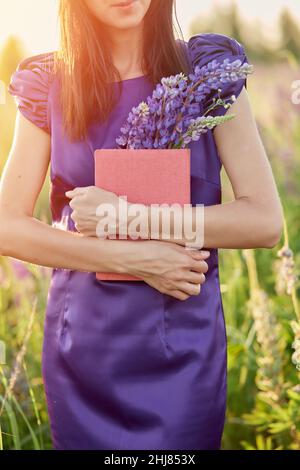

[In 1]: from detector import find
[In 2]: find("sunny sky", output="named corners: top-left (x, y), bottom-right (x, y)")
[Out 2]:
top-left (0, 0), bottom-right (299, 54)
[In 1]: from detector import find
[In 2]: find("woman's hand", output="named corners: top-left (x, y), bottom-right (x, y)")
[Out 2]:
top-left (123, 240), bottom-right (210, 301)
top-left (65, 186), bottom-right (120, 237)
top-left (65, 185), bottom-right (157, 241)
top-left (65, 188), bottom-right (209, 300)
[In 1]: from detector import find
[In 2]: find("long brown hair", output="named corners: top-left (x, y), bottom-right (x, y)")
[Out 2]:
top-left (54, 0), bottom-right (192, 142)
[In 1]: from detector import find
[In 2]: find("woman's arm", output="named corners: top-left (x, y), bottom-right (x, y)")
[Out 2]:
top-left (0, 112), bottom-right (209, 301)
top-left (151, 88), bottom-right (283, 248)
top-left (199, 87), bottom-right (283, 249)
top-left (0, 113), bottom-right (129, 273)
top-left (69, 88), bottom-right (283, 249)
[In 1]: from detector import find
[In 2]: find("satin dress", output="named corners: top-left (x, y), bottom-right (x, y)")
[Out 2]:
top-left (8, 33), bottom-right (249, 450)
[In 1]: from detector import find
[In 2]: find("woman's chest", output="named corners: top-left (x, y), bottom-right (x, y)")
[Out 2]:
top-left (49, 80), bottom-right (222, 206)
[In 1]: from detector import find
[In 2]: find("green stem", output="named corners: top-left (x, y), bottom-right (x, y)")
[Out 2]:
top-left (243, 249), bottom-right (260, 293)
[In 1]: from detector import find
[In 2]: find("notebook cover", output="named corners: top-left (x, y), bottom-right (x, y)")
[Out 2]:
top-left (94, 148), bottom-right (191, 281)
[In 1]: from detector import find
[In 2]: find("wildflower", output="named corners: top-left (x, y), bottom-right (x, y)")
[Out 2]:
top-left (243, 250), bottom-right (285, 403)
top-left (116, 58), bottom-right (253, 150)
top-left (180, 114), bottom-right (235, 147)
top-left (291, 320), bottom-right (300, 371)
top-left (247, 288), bottom-right (284, 402)
top-left (275, 246), bottom-right (298, 295)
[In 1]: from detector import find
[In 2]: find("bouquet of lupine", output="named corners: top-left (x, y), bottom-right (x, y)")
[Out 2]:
top-left (116, 58), bottom-right (254, 149)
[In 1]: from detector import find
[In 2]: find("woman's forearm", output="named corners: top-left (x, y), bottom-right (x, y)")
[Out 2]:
top-left (0, 213), bottom-right (212, 302)
top-left (60, 184), bottom-right (283, 251)
top-left (144, 196), bottom-right (283, 249)
top-left (0, 214), bottom-right (137, 274)
top-left (201, 198), bottom-right (282, 249)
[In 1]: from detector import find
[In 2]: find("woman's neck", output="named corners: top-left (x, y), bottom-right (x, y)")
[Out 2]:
top-left (106, 25), bottom-right (145, 78)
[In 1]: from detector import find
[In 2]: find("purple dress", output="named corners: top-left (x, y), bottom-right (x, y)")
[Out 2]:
top-left (8, 33), bottom-right (249, 450)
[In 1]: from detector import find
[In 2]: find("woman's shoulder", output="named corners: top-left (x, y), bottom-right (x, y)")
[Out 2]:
top-left (16, 51), bottom-right (55, 68)
top-left (183, 33), bottom-right (250, 118)
top-left (186, 32), bottom-right (248, 69)
top-left (10, 51), bottom-right (56, 87)
top-left (8, 51), bottom-right (57, 134)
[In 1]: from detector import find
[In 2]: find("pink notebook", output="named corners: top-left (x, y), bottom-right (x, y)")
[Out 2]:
top-left (94, 148), bottom-right (191, 281)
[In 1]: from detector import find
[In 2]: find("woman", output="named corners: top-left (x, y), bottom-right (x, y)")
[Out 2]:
top-left (0, 0), bottom-right (283, 450)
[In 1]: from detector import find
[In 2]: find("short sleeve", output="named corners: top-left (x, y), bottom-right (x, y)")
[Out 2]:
top-left (8, 52), bottom-right (54, 134)
top-left (187, 33), bottom-right (251, 117)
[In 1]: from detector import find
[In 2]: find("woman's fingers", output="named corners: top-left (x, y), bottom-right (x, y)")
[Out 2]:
top-left (181, 249), bottom-right (210, 274)
top-left (173, 281), bottom-right (202, 297)
top-left (65, 187), bottom-right (87, 199)
top-left (188, 249), bottom-right (210, 261)
top-left (168, 290), bottom-right (190, 301)
top-left (189, 259), bottom-right (209, 274)
top-left (168, 283), bottom-right (201, 300)
top-left (185, 271), bottom-right (206, 284)
top-left (141, 243), bottom-right (210, 300)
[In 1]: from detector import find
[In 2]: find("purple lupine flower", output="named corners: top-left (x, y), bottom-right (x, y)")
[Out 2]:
top-left (116, 58), bottom-right (253, 150)
top-left (181, 115), bottom-right (235, 147)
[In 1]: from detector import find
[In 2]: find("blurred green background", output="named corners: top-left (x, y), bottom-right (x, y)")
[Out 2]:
top-left (0, 1), bottom-right (300, 450)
